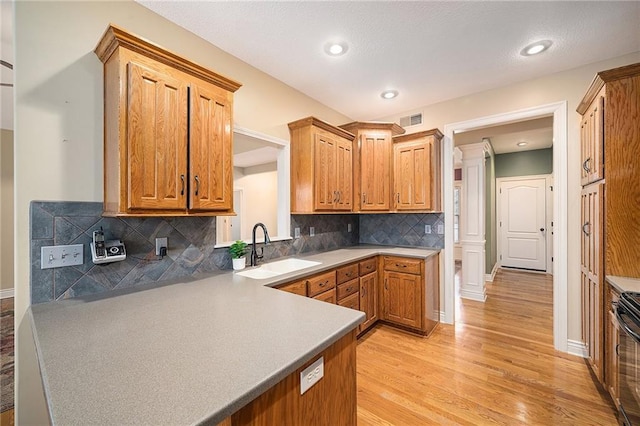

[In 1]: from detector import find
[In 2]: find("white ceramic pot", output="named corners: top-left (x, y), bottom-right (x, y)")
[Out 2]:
top-left (232, 257), bottom-right (246, 271)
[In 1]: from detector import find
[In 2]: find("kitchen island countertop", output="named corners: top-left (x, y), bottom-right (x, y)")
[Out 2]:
top-left (30, 245), bottom-right (439, 425)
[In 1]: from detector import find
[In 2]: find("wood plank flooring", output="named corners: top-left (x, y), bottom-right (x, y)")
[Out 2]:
top-left (356, 267), bottom-right (618, 425)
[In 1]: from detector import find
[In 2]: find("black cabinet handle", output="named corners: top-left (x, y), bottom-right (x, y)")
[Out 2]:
top-left (194, 175), bottom-right (200, 196)
top-left (180, 174), bottom-right (185, 196)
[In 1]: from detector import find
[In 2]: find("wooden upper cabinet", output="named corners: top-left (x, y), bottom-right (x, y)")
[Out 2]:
top-left (189, 81), bottom-right (233, 211)
top-left (339, 122), bottom-right (405, 212)
top-left (392, 129), bottom-right (443, 212)
top-left (578, 88), bottom-right (605, 186)
top-left (289, 117), bottom-right (356, 213)
top-left (95, 24), bottom-right (241, 216)
top-left (127, 62), bottom-right (188, 211)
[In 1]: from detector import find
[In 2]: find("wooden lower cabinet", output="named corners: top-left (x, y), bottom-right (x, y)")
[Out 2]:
top-left (605, 283), bottom-right (620, 409)
top-left (274, 254), bottom-right (438, 337)
top-left (228, 330), bottom-right (357, 425)
top-left (381, 255), bottom-right (440, 336)
top-left (359, 271), bottom-right (378, 333)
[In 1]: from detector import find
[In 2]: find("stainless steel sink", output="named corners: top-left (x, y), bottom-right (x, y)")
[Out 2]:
top-left (236, 258), bottom-right (321, 279)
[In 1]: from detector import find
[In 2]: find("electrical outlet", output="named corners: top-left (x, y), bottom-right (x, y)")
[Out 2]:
top-left (425, 225), bottom-right (432, 234)
top-left (348, 223), bottom-right (352, 233)
top-left (437, 224), bottom-right (444, 235)
top-left (294, 227), bottom-right (301, 239)
top-left (300, 357), bottom-right (324, 395)
top-left (155, 237), bottom-right (168, 256)
top-left (41, 244), bottom-right (84, 269)
top-left (310, 226), bottom-right (315, 237)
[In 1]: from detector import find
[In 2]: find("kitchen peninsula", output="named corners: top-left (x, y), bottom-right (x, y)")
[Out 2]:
top-left (30, 246), bottom-right (439, 425)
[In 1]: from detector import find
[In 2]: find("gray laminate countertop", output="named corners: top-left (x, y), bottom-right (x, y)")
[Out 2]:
top-left (606, 275), bottom-right (640, 293)
top-left (30, 245), bottom-right (439, 425)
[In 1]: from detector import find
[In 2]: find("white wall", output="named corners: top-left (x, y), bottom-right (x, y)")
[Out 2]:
top-left (14, 1), bottom-right (351, 423)
top-left (377, 51), bottom-right (640, 345)
top-left (234, 164), bottom-right (278, 241)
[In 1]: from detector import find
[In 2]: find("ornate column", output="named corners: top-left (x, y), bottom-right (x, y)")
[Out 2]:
top-left (458, 142), bottom-right (487, 301)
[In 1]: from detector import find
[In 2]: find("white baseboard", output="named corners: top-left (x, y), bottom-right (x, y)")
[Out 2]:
top-left (459, 289), bottom-right (487, 302)
top-left (0, 288), bottom-right (14, 299)
top-left (567, 339), bottom-right (587, 358)
top-left (485, 264), bottom-right (499, 282)
top-left (439, 311), bottom-right (451, 324)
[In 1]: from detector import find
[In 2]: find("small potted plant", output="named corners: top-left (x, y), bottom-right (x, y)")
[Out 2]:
top-left (229, 240), bottom-right (248, 271)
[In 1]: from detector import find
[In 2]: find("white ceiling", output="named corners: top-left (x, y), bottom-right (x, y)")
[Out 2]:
top-left (138, 1), bottom-right (640, 121)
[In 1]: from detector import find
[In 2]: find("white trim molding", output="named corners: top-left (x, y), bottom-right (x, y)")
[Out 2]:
top-left (485, 263), bottom-right (498, 282)
top-left (443, 101), bottom-right (569, 353)
top-left (0, 288), bottom-right (14, 299)
top-left (567, 340), bottom-right (588, 358)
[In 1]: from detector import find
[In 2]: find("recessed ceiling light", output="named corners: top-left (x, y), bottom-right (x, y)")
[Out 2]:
top-left (381, 90), bottom-right (398, 100)
top-left (520, 40), bottom-right (552, 56)
top-left (324, 42), bottom-right (348, 56)
top-left (517, 141), bottom-right (528, 147)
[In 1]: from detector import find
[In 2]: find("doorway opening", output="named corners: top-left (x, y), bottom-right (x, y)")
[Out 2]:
top-left (443, 101), bottom-right (568, 352)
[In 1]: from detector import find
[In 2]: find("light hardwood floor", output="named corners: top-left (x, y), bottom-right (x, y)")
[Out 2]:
top-left (356, 267), bottom-right (618, 425)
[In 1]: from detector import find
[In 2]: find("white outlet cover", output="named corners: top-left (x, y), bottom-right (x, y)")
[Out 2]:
top-left (425, 225), bottom-right (431, 234)
top-left (300, 356), bottom-right (324, 395)
top-left (348, 223), bottom-right (352, 232)
top-left (294, 227), bottom-right (301, 239)
top-left (437, 224), bottom-right (444, 234)
top-left (310, 226), bottom-right (315, 237)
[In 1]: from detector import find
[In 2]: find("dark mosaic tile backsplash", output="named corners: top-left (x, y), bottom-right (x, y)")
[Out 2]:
top-left (30, 201), bottom-right (442, 303)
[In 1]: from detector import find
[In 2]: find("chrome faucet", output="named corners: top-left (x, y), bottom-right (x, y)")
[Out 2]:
top-left (250, 223), bottom-right (271, 266)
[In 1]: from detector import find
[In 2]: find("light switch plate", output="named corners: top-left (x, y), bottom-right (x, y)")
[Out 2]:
top-left (310, 226), bottom-right (315, 237)
top-left (300, 356), bottom-right (324, 395)
top-left (437, 224), bottom-right (444, 234)
top-left (348, 223), bottom-right (352, 233)
top-left (294, 227), bottom-right (301, 239)
top-left (425, 225), bottom-right (432, 234)
top-left (41, 244), bottom-right (84, 269)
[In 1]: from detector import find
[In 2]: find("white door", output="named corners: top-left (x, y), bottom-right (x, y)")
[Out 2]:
top-left (499, 178), bottom-right (546, 271)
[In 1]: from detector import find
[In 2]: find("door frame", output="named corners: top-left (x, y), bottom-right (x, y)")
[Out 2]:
top-left (496, 174), bottom-right (553, 274)
top-left (443, 101), bottom-right (568, 353)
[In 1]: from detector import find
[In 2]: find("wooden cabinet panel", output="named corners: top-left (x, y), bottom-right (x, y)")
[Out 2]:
top-left (581, 182), bottom-right (604, 383)
top-left (127, 62), bottom-right (188, 211)
top-left (580, 89), bottom-right (605, 186)
top-left (606, 284), bottom-right (620, 408)
top-left (95, 25), bottom-right (240, 216)
top-left (359, 271), bottom-right (378, 333)
top-left (307, 271), bottom-right (337, 298)
top-left (276, 280), bottom-right (307, 297)
top-left (338, 292), bottom-right (360, 311)
top-left (337, 278), bottom-right (359, 301)
top-left (392, 129), bottom-right (443, 212)
top-left (383, 271), bottom-right (422, 329)
top-left (336, 263), bottom-right (358, 285)
top-left (289, 117), bottom-right (355, 213)
top-left (313, 288), bottom-right (336, 304)
top-left (189, 81), bottom-right (233, 211)
top-left (359, 258), bottom-right (377, 276)
top-left (383, 256), bottom-right (421, 275)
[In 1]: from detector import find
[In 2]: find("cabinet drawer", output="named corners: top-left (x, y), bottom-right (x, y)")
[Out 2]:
top-left (312, 288), bottom-right (336, 304)
top-left (307, 271), bottom-right (337, 298)
top-left (338, 291), bottom-right (360, 311)
top-left (359, 257), bottom-right (377, 276)
top-left (336, 263), bottom-right (359, 284)
top-left (337, 278), bottom-right (359, 301)
top-left (383, 256), bottom-right (421, 275)
top-left (276, 280), bottom-right (307, 296)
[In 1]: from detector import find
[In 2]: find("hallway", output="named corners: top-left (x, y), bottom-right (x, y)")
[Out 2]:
top-left (356, 268), bottom-right (617, 425)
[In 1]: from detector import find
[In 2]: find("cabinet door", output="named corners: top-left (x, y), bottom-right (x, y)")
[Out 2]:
top-left (580, 93), bottom-right (605, 185)
top-left (189, 81), bottom-right (233, 211)
top-left (581, 182), bottom-right (604, 382)
top-left (335, 138), bottom-right (353, 210)
top-left (359, 271), bottom-right (378, 333)
top-left (608, 309), bottom-right (620, 406)
top-left (360, 134), bottom-right (391, 211)
top-left (313, 288), bottom-right (336, 304)
top-left (127, 62), bottom-right (188, 210)
top-left (394, 140), bottom-right (432, 210)
top-left (313, 133), bottom-right (337, 210)
top-left (383, 271), bottom-right (422, 329)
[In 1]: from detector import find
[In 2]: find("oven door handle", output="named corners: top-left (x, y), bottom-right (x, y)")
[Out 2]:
top-left (616, 306), bottom-right (640, 343)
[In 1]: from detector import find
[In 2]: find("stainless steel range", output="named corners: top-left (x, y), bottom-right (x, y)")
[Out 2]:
top-left (615, 292), bottom-right (640, 425)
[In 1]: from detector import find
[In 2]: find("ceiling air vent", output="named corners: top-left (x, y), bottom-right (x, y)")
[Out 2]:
top-left (399, 113), bottom-right (423, 127)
